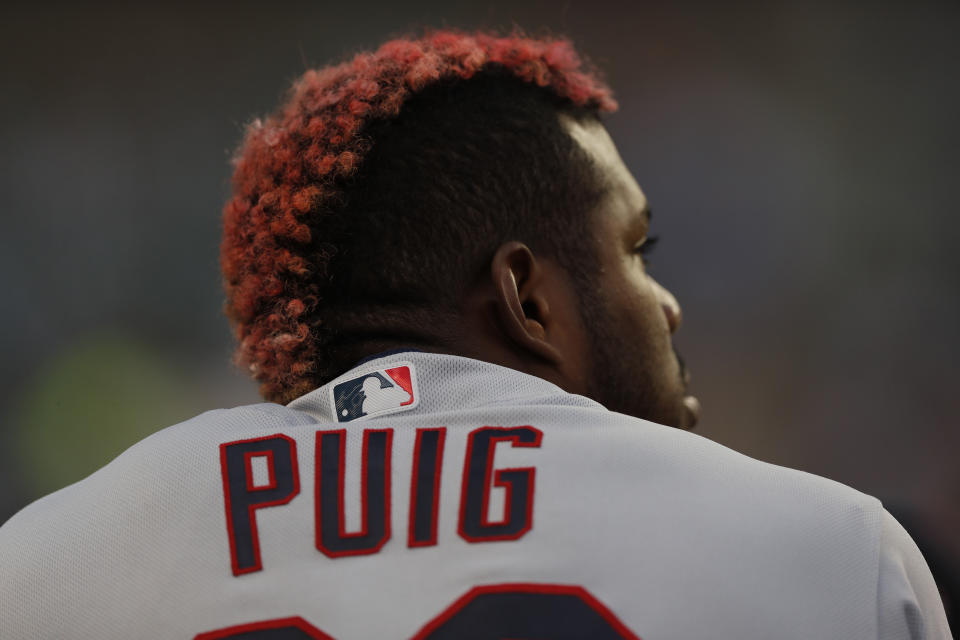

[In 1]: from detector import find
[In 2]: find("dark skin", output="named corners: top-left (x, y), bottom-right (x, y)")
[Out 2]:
top-left (454, 117), bottom-right (698, 430)
top-left (353, 116), bottom-right (699, 430)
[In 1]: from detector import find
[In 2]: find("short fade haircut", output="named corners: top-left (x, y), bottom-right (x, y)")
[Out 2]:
top-left (222, 30), bottom-right (618, 403)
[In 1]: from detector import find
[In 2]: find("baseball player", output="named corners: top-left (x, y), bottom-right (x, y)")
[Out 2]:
top-left (0, 30), bottom-right (951, 639)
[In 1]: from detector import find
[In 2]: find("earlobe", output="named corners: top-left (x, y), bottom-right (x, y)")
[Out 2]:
top-left (490, 242), bottom-right (563, 365)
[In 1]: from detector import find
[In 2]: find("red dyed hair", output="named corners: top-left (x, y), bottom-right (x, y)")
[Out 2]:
top-left (221, 29), bottom-right (617, 403)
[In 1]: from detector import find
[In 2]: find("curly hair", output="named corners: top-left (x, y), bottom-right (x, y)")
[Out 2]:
top-left (222, 29), bottom-right (617, 403)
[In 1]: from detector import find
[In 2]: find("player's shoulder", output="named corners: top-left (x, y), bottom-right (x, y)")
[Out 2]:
top-left (0, 401), bottom-right (314, 535)
top-left (560, 404), bottom-right (884, 533)
top-left (0, 401), bottom-right (321, 635)
top-left (539, 407), bottom-right (888, 606)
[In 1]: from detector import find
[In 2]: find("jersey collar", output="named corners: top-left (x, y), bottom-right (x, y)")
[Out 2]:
top-left (286, 350), bottom-right (604, 423)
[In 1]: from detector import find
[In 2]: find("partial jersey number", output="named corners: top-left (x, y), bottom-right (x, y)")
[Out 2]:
top-left (195, 583), bottom-right (641, 639)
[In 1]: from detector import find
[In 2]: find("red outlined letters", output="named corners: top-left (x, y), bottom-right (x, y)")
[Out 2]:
top-left (219, 425), bottom-right (542, 574)
top-left (408, 427), bottom-right (447, 547)
top-left (458, 426), bottom-right (543, 542)
top-left (220, 434), bottom-right (299, 576)
top-left (315, 428), bottom-right (393, 557)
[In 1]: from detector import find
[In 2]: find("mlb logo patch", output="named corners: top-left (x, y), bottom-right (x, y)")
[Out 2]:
top-left (331, 362), bottom-right (419, 422)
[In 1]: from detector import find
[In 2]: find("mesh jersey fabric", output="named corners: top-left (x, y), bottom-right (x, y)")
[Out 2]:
top-left (0, 351), bottom-right (951, 639)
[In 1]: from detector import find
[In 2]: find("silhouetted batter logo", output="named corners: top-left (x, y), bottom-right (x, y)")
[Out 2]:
top-left (331, 363), bottom-right (418, 422)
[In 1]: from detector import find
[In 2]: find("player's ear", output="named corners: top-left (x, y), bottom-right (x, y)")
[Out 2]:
top-left (490, 241), bottom-right (564, 366)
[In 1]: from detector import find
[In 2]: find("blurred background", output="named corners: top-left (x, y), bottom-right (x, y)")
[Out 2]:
top-left (1, 0), bottom-right (957, 616)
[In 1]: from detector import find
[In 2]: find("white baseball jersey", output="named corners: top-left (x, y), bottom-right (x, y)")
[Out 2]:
top-left (0, 351), bottom-right (950, 639)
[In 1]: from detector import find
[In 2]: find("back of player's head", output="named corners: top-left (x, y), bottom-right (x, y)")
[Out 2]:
top-left (221, 30), bottom-right (617, 403)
